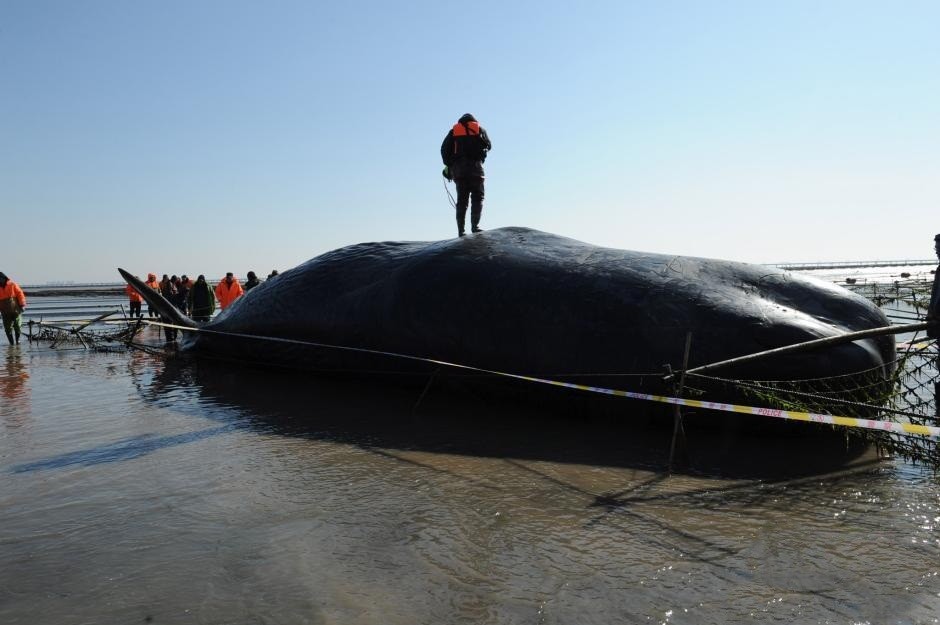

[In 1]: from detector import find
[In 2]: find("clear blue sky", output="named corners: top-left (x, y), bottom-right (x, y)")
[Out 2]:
top-left (2, 0), bottom-right (938, 284)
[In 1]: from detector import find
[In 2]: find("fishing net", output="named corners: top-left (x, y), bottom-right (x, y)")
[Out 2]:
top-left (26, 316), bottom-right (141, 351)
top-left (847, 279), bottom-right (934, 321)
top-left (684, 280), bottom-right (939, 469)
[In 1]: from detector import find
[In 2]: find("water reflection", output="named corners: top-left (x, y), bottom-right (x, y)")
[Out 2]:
top-left (142, 356), bottom-right (877, 480)
top-left (1, 346), bottom-right (30, 426)
top-left (0, 345), bottom-right (935, 624)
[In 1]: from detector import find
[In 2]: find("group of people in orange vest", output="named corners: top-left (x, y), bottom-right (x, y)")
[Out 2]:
top-left (125, 270), bottom-right (277, 339)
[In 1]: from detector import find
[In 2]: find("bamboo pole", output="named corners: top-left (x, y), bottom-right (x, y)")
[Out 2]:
top-left (73, 309), bottom-right (120, 333)
top-left (680, 321), bottom-right (932, 379)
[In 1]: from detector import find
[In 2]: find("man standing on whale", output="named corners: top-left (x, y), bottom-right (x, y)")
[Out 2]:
top-left (441, 113), bottom-right (491, 237)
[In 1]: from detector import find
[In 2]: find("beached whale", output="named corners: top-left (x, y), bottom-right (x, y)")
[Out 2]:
top-left (119, 227), bottom-right (894, 408)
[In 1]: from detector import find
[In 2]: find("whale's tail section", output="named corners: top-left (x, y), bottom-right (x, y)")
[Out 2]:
top-left (118, 268), bottom-right (197, 330)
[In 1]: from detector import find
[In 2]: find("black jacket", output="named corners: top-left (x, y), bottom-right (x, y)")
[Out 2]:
top-left (441, 115), bottom-right (491, 179)
top-left (189, 280), bottom-right (215, 318)
top-left (929, 266), bottom-right (940, 338)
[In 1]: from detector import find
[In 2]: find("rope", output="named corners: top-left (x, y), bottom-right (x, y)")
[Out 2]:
top-left (130, 319), bottom-right (939, 439)
top-left (443, 177), bottom-right (456, 209)
top-left (688, 372), bottom-right (928, 421)
top-left (135, 319), bottom-right (660, 379)
top-left (26, 314), bottom-right (939, 440)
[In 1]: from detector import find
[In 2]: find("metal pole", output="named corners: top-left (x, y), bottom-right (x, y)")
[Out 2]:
top-left (930, 234), bottom-right (940, 418)
top-left (668, 332), bottom-right (693, 473)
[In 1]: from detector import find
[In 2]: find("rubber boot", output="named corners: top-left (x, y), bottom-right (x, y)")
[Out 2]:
top-left (470, 208), bottom-right (482, 233)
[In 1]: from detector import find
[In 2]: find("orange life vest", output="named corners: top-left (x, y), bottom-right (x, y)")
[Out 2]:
top-left (452, 120), bottom-right (480, 138)
top-left (451, 120), bottom-right (485, 161)
top-left (0, 280), bottom-right (26, 310)
top-left (214, 278), bottom-right (244, 310)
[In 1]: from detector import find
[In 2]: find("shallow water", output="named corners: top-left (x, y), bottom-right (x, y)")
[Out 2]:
top-left (1, 331), bottom-right (939, 625)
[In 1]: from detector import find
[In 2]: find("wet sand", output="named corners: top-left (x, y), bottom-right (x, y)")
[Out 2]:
top-left (1, 327), bottom-right (939, 624)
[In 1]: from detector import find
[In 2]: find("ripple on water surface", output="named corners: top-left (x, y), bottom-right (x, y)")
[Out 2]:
top-left (0, 343), bottom-right (938, 624)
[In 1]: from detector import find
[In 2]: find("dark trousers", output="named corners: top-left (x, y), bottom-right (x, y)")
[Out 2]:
top-left (162, 318), bottom-right (177, 342)
top-left (455, 177), bottom-right (484, 234)
top-left (2, 312), bottom-right (21, 344)
top-left (129, 300), bottom-right (142, 318)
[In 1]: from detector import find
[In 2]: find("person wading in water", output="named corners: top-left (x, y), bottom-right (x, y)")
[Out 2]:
top-left (0, 273), bottom-right (26, 345)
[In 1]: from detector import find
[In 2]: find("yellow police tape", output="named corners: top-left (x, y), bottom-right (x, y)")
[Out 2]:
top-left (139, 319), bottom-right (940, 439)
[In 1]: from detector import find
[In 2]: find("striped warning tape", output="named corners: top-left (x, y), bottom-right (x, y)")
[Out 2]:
top-left (499, 373), bottom-right (940, 438)
top-left (897, 341), bottom-right (934, 350)
top-left (133, 319), bottom-right (940, 439)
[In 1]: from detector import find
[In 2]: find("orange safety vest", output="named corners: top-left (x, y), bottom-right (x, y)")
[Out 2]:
top-left (214, 279), bottom-right (244, 310)
top-left (0, 280), bottom-right (26, 311)
top-left (125, 284), bottom-right (144, 303)
top-left (453, 120), bottom-right (480, 137)
top-left (452, 120), bottom-right (481, 151)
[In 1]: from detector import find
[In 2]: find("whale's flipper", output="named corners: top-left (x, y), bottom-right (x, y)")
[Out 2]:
top-left (118, 268), bottom-right (197, 329)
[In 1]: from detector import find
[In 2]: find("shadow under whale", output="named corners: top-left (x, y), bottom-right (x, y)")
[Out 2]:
top-left (138, 355), bottom-right (878, 480)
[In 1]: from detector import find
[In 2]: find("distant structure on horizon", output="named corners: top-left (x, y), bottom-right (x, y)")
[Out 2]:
top-left (17, 258), bottom-right (938, 287)
top-left (772, 259), bottom-right (936, 271)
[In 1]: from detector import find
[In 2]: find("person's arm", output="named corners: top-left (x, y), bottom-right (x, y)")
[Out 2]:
top-left (928, 271), bottom-right (940, 320)
top-left (480, 127), bottom-right (492, 152)
top-left (440, 131), bottom-right (454, 165)
top-left (928, 270), bottom-right (940, 339)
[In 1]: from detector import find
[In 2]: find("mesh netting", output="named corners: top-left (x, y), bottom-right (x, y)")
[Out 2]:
top-left (685, 280), bottom-right (939, 468)
top-left (27, 319), bottom-right (140, 351)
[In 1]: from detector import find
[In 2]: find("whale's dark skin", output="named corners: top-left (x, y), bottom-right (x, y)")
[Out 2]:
top-left (120, 227), bottom-right (894, 407)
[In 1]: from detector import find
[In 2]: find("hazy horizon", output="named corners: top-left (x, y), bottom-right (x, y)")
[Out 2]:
top-left (15, 252), bottom-right (937, 287)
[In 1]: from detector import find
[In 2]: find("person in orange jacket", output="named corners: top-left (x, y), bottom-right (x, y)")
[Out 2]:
top-left (0, 272), bottom-right (27, 345)
top-left (214, 272), bottom-right (244, 310)
top-left (125, 281), bottom-right (144, 318)
top-left (144, 273), bottom-right (160, 318)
